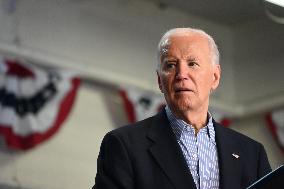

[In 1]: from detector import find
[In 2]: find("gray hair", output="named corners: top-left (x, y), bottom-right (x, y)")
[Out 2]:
top-left (157, 27), bottom-right (220, 70)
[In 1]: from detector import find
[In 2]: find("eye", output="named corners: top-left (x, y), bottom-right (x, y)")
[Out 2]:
top-left (188, 61), bottom-right (198, 67)
top-left (166, 62), bottom-right (175, 69)
top-left (163, 60), bottom-right (177, 70)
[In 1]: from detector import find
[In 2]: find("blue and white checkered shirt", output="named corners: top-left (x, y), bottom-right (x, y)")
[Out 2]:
top-left (165, 106), bottom-right (219, 189)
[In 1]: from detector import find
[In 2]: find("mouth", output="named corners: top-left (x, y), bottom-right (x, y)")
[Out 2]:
top-left (174, 87), bottom-right (193, 93)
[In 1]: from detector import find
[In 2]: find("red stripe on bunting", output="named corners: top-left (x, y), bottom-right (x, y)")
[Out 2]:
top-left (220, 118), bottom-right (232, 128)
top-left (0, 78), bottom-right (80, 150)
top-left (5, 59), bottom-right (35, 78)
top-left (119, 90), bottom-right (136, 123)
top-left (265, 113), bottom-right (284, 153)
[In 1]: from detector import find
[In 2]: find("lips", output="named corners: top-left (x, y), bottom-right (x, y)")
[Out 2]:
top-left (174, 87), bottom-right (193, 93)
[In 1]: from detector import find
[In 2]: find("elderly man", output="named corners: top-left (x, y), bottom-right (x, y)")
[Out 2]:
top-left (93, 28), bottom-right (271, 189)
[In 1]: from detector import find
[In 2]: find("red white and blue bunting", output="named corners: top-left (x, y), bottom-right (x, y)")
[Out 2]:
top-left (120, 87), bottom-right (165, 123)
top-left (0, 57), bottom-right (80, 150)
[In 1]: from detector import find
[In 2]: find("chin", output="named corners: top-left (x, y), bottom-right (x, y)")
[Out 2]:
top-left (172, 100), bottom-right (195, 112)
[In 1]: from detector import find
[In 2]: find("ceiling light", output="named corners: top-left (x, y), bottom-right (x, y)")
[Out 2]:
top-left (265, 0), bottom-right (284, 7)
top-left (264, 0), bottom-right (284, 24)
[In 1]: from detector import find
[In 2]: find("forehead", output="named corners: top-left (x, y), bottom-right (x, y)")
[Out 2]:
top-left (161, 33), bottom-right (210, 57)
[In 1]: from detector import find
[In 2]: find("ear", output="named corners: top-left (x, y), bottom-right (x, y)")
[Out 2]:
top-left (211, 64), bottom-right (221, 91)
top-left (157, 71), bottom-right (164, 93)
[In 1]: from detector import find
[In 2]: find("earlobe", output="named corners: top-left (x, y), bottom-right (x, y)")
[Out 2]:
top-left (212, 65), bottom-right (221, 90)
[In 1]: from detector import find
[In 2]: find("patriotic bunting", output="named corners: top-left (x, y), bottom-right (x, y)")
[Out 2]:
top-left (266, 109), bottom-right (284, 153)
top-left (120, 87), bottom-right (232, 127)
top-left (0, 57), bottom-right (80, 150)
top-left (120, 87), bottom-right (165, 123)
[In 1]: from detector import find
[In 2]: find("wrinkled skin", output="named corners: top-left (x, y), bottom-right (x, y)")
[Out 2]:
top-left (157, 31), bottom-right (221, 127)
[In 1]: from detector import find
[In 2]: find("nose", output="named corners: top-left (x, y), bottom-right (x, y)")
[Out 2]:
top-left (175, 62), bottom-right (189, 80)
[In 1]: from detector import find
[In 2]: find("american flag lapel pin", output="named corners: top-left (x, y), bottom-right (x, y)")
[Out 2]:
top-left (232, 153), bottom-right (239, 159)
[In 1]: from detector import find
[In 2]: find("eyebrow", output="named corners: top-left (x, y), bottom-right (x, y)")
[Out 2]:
top-left (165, 56), bottom-right (197, 61)
top-left (162, 56), bottom-right (177, 61)
top-left (164, 57), bottom-right (177, 61)
top-left (188, 57), bottom-right (197, 62)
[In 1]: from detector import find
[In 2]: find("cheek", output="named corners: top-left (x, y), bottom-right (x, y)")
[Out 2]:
top-left (195, 72), bottom-right (214, 91)
top-left (200, 75), bottom-right (214, 92)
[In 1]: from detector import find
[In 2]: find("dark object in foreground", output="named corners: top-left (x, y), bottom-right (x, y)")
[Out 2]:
top-left (247, 165), bottom-right (284, 189)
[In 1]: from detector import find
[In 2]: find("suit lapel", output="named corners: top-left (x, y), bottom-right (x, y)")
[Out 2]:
top-left (214, 121), bottom-right (242, 189)
top-left (147, 110), bottom-right (196, 189)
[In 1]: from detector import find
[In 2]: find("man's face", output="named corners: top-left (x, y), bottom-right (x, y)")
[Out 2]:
top-left (157, 33), bottom-right (221, 113)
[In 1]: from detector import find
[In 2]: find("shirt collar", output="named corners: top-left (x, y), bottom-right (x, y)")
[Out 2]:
top-left (165, 106), bottom-right (216, 144)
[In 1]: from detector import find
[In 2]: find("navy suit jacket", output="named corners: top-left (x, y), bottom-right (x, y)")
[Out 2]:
top-left (93, 110), bottom-right (271, 189)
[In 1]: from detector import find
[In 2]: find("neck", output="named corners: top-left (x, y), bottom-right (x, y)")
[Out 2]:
top-left (171, 106), bottom-right (209, 134)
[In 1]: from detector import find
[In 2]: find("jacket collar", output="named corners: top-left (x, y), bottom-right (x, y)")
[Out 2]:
top-left (147, 109), bottom-right (197, 189)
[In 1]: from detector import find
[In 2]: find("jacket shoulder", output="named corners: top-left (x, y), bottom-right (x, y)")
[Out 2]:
top-left (111, 115), bottom-right (155, 135)
top-left (104, 113), bottom-right (161, 147)
top-left (215, 122), bottom-right (265, 151)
